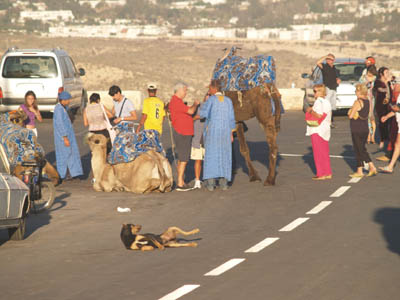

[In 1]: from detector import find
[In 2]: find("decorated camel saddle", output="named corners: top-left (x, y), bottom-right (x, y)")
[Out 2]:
top-left (0, 111), bottom-right (44, 172)
top-left (212, 46), bottom-right (283, 115)
top-left (107, 123), bottom-right (164, 165)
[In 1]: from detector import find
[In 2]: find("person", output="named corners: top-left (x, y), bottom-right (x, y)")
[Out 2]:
top-left (379, 90), bottom-right (400, 173)
top-left (83, 93), bottom-right (114, 151)
top-left (374, 67), bottom-right (392, 156)
top-left (53, 91), bottom-right (83, 181)
top-left (347, 83), bottom-right (377, 177)
top-left (136, 83), bottom-right (165, 135)
top-left (19, 90), bottom-right (42, 136)
top-left (200, 79), bottom-right (236, 191)
top-left (168, 82), bottom-right (200, 191)
top-left (359, 56), bottom-right (376, 83)
top-left (305, 84), bottom-right (332, 180)
top-left (365, 65), bottom-right (378, 145)
top-left (191, 93), bottom-right (207, 189)
top-left (108, 85), bottom-right (137, 132)
top-left (316, 54), bottom-right (341, 127)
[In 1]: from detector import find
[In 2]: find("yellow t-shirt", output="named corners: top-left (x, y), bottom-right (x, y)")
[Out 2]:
top-left (142, 96), bottom-right (166, 134)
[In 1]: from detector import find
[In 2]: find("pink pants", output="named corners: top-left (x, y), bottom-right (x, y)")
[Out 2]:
top-left (311, 134), bottom-right (332, 177)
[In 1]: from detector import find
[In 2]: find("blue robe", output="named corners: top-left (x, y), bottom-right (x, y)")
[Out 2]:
top-left (53, 103), bottom-right (83, 179)
top-left (200, 94), bottom-right (236, 181)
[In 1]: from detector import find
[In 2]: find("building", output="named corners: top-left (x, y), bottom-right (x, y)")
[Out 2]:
top-left (79, 0), bottom-right (127, 8)
top-left (19, 10), bottom-right (74, 23)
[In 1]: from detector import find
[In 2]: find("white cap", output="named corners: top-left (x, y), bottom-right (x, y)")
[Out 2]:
top-left (147, 83), bottom-right (157, 89)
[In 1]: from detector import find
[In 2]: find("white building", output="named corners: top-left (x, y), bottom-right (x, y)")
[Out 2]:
top-left (181, 27), bottom-right (236, 38)
top-left (19, 10), bottom-right (74, 23)
top-left (203, 0), bottom-right (226, 5)
top-left (79, 0), bottom-right (127, 8)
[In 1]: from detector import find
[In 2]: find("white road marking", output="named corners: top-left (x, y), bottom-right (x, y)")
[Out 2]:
top-left (279, 217), bottom-right (309, 232)
top-left (204, 258), bottom-right (245, 276)
top-left (245, 237), bottom-right (279, 253)
top-left (306, 201), bottom-right (332, 214)
top-left (348, 177), bottom-right (362, 183)
top-left (330, 186), bottom-right (351, 197)
top-left (279, 153), bottom-right (354, 160)
top-left (158, 285), bottom-right (200, 300)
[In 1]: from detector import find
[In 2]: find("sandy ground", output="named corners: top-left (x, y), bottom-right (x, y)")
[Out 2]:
top-left (1, 34), bottom-right (400, 103)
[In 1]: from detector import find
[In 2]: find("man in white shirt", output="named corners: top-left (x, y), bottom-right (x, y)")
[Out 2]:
top-left (108, 85), bottom-right (137, 131)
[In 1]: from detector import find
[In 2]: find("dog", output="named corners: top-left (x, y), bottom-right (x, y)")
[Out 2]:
top-left (120, 224), bottom-right (199, 251)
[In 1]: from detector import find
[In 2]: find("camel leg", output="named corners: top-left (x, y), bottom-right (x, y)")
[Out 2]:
top-left (263, 120), bottom-right (278, 186)
top-left (237, 122), bottom-right (261, 182)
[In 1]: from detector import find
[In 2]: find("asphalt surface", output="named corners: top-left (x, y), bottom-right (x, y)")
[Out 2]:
top-left (1, 111), bottom-right (400, 300)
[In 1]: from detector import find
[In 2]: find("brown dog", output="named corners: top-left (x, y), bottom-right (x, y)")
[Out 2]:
top-left (120, 224), bottom-right (199, 251)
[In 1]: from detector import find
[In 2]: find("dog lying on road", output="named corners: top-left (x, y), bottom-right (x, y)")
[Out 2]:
top-left (120, 224), bottom-right (200, 251)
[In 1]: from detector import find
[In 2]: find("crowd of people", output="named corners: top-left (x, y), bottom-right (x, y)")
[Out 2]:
top-left (305, 54), bottom-right (400, 180)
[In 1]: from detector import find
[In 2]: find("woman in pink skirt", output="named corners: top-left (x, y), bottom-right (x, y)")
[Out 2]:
top-left (305, 84), bottom-right (332, 180)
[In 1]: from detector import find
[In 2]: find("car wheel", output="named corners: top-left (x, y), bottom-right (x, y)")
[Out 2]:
top-left (8, 217), bottom-right (26, 241)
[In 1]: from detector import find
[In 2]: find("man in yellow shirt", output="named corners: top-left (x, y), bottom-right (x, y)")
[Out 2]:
top-left (137, 83), bottom-right (165, 135)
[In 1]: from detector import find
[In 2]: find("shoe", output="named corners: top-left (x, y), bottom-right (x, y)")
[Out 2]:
top-left (379, 166), bottom-right (393, 174)
top-left (366, 169), bottom-right (378, 177)
top-left (219, 178), bottom-right (229, 190)
top-left (176, 183), bottom-right (193, 192)
top-left (363, 162), bottom-right (370, 171)
top-left (330, 123), bottom-right (336, 129)
top-left (193, 180), bottom-right (202, 189)
top-left (324, 174), bottom-right (332, 179)
top-left (349, 173), bottom-right (364, 178)
top-left (204, 179), bottom-right (215, 191)
top-left (312, 176), bottom-right (326, 180)
top-left (376, 155), bottom-right (390, 162)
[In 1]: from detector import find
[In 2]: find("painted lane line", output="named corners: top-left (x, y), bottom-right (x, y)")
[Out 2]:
top-left (279, 217), bottom-right (310, 232)
top-left (330, 186), bottom-right (351, 198)
top-left (279, 153), bottom-right (355, 160)
top-left (348, 177), bottom-right (362, 183)
top-left (306, 201), bottom-right (332, 215)
top-left (204, 258), bottom-right (245, 276)
top-left (245, 237), bottom-right (279, 253)
top-left (158, 285), bottom-right (200, 300)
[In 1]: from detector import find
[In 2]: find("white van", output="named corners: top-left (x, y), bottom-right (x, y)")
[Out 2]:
top-left (0, 47), bottom-right (87, 113)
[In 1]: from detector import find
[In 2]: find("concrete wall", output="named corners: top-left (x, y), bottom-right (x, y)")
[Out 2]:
top-left (88, 88), bottom-right (304, 112)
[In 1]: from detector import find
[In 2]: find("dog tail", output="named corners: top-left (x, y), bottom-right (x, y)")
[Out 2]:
top-left (168, 227), bottom-right (200, 235)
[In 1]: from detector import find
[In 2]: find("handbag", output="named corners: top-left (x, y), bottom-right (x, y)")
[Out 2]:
top-left (305, 112), bottom-right (327, 127)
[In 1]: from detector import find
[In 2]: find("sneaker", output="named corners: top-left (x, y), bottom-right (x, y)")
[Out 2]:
top-left (193, 180), bottom-right (202, 189)
top-left (176, 183), bottom-right (193, 192)
top-left (204, 179), bottom-right (215, 192)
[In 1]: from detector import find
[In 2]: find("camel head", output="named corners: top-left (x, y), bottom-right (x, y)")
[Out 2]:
top-left (87, 133), bottom-right (108, 151)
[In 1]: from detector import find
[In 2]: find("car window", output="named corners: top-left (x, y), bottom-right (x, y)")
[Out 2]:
top-left (61, 57), bottom-right (72, 79)
top-left (66, 57), bottom-right (79, 77)
top-left (2, 56), bottom-right (58, 78)
top-left (310, 66), bottom-right (323, 85)
top-left (335, 63), bottom-right (365, 82)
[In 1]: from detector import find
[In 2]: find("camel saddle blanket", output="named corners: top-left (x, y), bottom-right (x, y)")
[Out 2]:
top-left (212, 47), bottom-right (276, 91)
top-left (107, 124), bottom-right (164, 165)
top-left (0, 112), bottom-right (44, 171)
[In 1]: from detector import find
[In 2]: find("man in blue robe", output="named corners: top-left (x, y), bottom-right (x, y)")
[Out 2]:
top-left (200, 79), bottom-right (236, 191)
top-left (53, 91), bottom-right (83, 181)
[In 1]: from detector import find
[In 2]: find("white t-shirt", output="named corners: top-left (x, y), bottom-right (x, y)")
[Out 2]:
top-left (306, 97), bottom-right (332, 141)
top-left (114, 96), bottom-right (136, 131)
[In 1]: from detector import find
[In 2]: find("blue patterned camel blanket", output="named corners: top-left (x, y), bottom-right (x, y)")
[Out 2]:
top-left (212, 47), bottom-right (276, 91)
top-left (0, 112), bottom-right (44, 171)
top-left (107, 124), bottom-right (164, 165)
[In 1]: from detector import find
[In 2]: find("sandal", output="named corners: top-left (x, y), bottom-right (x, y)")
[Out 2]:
top-left (379, 166), bottom-right (393, 174)
top-left (349, 173), bottom-right (364, 178)
top-left (366, 169), bottom-right (378, 177)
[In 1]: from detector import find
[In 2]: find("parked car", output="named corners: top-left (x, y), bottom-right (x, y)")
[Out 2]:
top-left (0, 47), bottom-right (87, 113)
top-left (301, 57), bottom-right (365, 110)
top-left (0, 171), bottom-right (30, 240)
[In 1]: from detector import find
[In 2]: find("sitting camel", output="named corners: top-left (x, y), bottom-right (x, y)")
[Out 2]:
top-left (87, 133), bottom-right (173, 194)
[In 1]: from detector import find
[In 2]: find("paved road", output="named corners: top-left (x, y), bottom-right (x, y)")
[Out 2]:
top-left (1, 111), bottom-right (399, 300)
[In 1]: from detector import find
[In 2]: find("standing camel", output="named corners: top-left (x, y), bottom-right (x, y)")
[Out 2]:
top-left (213, 47), bottom-right (282, 185)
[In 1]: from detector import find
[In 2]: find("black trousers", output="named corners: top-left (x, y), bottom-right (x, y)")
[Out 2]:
top-left (351, 131), bottom-right (371, 167)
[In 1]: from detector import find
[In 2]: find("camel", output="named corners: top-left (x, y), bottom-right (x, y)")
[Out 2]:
top-left (87, 133), bottom-right (173, 194)
top-left (214, 47), bottom-right (282, 186)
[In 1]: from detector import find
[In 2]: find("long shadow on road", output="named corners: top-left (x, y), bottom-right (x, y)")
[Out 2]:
top-left (374, 207), bottom-right (400, 256)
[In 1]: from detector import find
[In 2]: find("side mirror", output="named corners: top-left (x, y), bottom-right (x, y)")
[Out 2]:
top-left (301, 73), bottom-right (309, 79)
top-left (79, 68), bottom-right (85, 76)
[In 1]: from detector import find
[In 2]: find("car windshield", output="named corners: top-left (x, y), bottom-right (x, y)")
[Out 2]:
top-left (335, 63), bottom-right (365, 82)
top-left (2, 56), bottom-right (58, 78)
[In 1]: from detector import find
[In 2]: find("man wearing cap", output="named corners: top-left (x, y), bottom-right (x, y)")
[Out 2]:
top-left (317, 54), bottom-right (341, 127)
top-left (137, 83), bottom-right (165, 135)
top-left (108, 85), bottom-right (137, 132)
top-left (360, 56), bottom-right (376, 83)
top-left (53, 91), bottom-right (83, 181)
